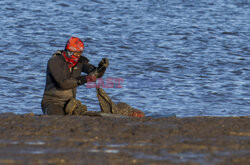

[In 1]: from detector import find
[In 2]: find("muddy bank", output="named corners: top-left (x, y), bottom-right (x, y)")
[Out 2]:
top-left (0, 113), bottom-right (249, 165)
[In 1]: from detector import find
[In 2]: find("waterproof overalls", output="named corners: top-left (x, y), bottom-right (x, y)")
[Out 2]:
top-left (41, 50), bottom-right (95, 115)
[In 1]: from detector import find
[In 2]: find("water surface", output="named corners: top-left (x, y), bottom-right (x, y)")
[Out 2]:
top-left (0, 0), bottom-right (249, 117)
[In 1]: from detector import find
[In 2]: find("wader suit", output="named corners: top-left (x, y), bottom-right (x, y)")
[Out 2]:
top-left (41, 50), bottom-right (96, 115)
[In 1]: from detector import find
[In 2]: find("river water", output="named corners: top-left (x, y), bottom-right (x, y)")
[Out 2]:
top-left (0, 0), bottom-right (249, 117)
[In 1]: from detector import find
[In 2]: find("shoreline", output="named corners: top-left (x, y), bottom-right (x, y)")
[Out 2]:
top-left (0, 113), bottom-right (249, 164)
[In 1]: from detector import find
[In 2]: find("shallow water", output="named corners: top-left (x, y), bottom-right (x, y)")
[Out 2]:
top-left (0, 0), bottom-right (249, 117)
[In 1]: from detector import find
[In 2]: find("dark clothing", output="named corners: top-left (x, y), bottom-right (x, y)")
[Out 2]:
top-left (41, 50), bottom-right (96, 115)
top-left (42, 102), bottom-right (65, 115)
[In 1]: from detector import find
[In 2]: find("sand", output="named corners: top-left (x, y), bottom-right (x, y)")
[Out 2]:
top-left (0, 113), bottom-right (249, 165)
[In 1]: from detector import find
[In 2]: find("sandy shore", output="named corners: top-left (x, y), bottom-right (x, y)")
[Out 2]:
top-left (0, 113), bottom-right (249, 165)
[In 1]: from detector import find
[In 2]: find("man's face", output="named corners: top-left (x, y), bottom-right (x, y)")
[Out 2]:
top-left (72, 51), bottom-right (83, 58)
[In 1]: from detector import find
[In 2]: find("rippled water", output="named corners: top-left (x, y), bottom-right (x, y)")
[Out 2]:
top-left (0, 0), bottom-right (249, 117)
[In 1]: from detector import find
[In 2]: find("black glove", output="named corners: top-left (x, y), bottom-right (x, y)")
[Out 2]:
top-left (76, 75), bottom-right (97, 85)
top-left (88, 67), bottom-right (107, 79)
top-left (98, 58), bottom-right (109, 68)
top-left (76, 76), bottom-right (87, 85)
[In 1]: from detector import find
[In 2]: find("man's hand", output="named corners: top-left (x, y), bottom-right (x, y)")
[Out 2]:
top-left (76, 75), bottom-right (96, 85)
top-left (88, 58), bottom-right (109, 79)
top-left (76, 76), bottom-right (87, 85)
top-left (86, 76), bottom-right (97, 82)
top-left (98, 58), bottom-right (109, 68)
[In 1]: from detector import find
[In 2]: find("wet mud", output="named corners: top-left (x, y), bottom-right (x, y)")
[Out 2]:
top-left (0, 113), bottom-right (249, 165)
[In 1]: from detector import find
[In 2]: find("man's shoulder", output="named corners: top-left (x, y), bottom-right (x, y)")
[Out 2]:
top-left (79, 56), bottom-right (89, 63)
top-left (48, 50), bottom-right (64, 64)
top-left (51, 50), bottom-right (63, 58)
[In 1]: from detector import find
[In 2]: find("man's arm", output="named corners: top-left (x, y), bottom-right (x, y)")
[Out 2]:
top-left (48, 57), bottom-right (79, 90)
top-left (82, 63), bottom-right (96, 74)
top-left (76, 57), bottom-right (109, 85)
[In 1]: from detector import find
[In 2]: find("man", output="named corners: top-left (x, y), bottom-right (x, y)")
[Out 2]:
top-left (41, 37), bottom-right (109, 115)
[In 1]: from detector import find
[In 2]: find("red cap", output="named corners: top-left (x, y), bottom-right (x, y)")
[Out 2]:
top-left (65, 37), bottom-right (84, 52)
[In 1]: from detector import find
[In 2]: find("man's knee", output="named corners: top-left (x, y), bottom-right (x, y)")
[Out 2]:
top-left (43, 103), bottom-right (65, 115)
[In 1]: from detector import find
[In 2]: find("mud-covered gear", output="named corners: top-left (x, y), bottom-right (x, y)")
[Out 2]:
top-left (96, 87), bottom-right (116, 113)
top-left (116, 102), bottom-right (145, 117)
top-left (65, 37), bottom-right (84, 52)
top-left (98, 58), bottom-right (109, 68)
top-left (41, 50), bottom-right (96, 115)
top-left (96, 87), bottom-right (145, 117)
top-left (65, 98), bottom-right (87, 115)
